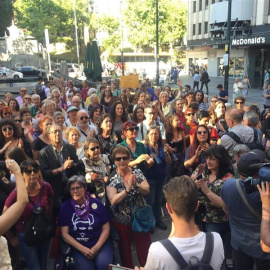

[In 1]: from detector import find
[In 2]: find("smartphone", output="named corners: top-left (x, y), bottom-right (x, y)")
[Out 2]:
top-left (108, 264), bottom-right (133, 270)
top-left (196, 174), bottom-right (203, 180)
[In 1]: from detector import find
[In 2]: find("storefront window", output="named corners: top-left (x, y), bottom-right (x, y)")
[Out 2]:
top-left (218, 57), bottom-right (244, 77)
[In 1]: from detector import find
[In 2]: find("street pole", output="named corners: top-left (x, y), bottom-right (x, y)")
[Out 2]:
top-left (155, 0), bottom-right (159, 86)
top-left (120, 1), bottom-right (124, 76)
top-left (73, 0), bottom-right (80, 66)
top-left (224, 0), bottom-right (232, 91)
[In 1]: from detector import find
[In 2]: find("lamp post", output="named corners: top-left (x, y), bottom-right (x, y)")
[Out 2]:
top-left (73, 0), bottom-right (80, 65)
top-left (224, 0), bottom-right (232, 92)
top-left (155, 0), bottom-right (159, 86)
top-left (120, 0), bottom-right (125, 76)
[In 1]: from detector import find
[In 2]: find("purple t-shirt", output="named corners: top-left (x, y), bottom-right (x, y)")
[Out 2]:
top-left (58, 197), bottom-right (111, 248)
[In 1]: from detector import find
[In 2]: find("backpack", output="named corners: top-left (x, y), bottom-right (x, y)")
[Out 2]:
top-left (159, 232), bottom-right (214, 270)
top-left (227, 129), bottom-right (265, 152)
top-left (38, 86), bottom-right (47, 101)
top-left (140, 121), bottom-right (160, 140)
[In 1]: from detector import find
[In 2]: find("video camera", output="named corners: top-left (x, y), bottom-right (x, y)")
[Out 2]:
top-left (244, 163), bottom-right (270, 194)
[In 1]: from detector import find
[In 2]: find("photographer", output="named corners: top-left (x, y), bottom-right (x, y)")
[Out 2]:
top-left (221, 150), bottom-right (270, 270)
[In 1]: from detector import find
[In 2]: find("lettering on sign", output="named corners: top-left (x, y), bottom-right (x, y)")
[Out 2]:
top-left (232, 37), bottom-right (266, 46)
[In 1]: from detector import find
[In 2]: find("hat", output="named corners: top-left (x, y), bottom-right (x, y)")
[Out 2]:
top-left (237, 151), bottom-right (263, 177)
top-left (87, 88), bottom-right (97, 96)
top-left (66, 105), bottom-right (78, 113)
top-left (249, 149), bottom-right (266, 162)
top-left (217, 84), bottom-right (223, 89)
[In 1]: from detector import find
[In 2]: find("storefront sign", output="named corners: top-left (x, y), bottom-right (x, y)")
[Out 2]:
top-left (231, 36), bottom-right (269, 46)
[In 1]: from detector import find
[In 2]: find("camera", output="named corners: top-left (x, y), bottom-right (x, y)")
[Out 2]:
top-left (244, 164), bottom-right (270, 194)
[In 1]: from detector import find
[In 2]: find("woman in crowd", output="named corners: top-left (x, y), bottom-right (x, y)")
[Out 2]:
top-left (152, 100), bottom-right (166, 123)
top-left (22, 95), bottom-right (32, 108)
top-left (44, 100), bottom-right (56, 118)
top-left (4, 160), bottom-right (54, 270)
top-left (120, 121), bottom-right (149, 171)
top-left (195, 90), bottom-right (208, 111)
top-left (184, 125), bottom-right (210, 174)
top-left (89, 107), bottom-right (101, 135)
top-left (165, 115), bottom-right (186, 177)
top-left (144, 126), bottom-right (171, 230)
top-left (0, 100), bottom-right (7, 111)
top-left (209, 101), bottom-right (228, 135)
top-left (101, 88), bottom-right (115, 113)
top-left (8, 99), bottom-right (20, 115)
top-left (0, 119), bottom-right (22, 160)
top-left (59, 175), bottom-right (113, 270)
top-left (164, 85), bottom-right (174, 102)
top-left (132, 106), bottom-right (145, 124)
top-left (159, 91), bottom-right (175, 117)
top-left (119, 93), bottom-right (133, 115)
top-left (0, 159), bottom-right (28, 270)
top-left (1, 106), bottom-right (12, 120)
top-left (20, 107), bottom-right (34, 142)
top-left (82, 138), bottom-right (110, 201)
top-left (96, 114), bottom-right (119, 164)
top-left (109, 101), bottom-right (128, 140)
top-left (184, 108), bottom-right (198, 132)
top-left (183, 92), bottom-right (195, 112)
top-left (31, 116), bottom-right (52, 162)
top-left (241, 75), bottom-right (251, 98)
top-left (110, 81), bottom-right (120, 97)
top-left (87, 93), bottom-right (104, 114)
top-left (65, 127), bottom-right (85, 160)
top-left (53, 111), bottom-right (67, 138)
top-left (133, 92), bottom-right (147, 112)
top-left (106, 146), bottom-right (151, 268)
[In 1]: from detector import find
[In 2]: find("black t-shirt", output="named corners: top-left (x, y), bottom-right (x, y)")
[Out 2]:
top-left (31, 137), bottom-right (48, 151)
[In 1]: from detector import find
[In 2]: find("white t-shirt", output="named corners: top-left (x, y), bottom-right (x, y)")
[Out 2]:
top-left (145, 232), bottom-right (224, 270)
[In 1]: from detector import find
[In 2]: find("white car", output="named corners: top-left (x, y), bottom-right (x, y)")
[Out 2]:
top-left (0, 68), bottom-right (24, 79)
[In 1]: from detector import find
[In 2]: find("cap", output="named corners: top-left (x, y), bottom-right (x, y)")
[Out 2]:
top-left (217, 84), bottom-right (223, 89)
top-left (249, 149), bottom-right (265, 162)
top-left (237, 151), bottom-right (263, 177)
top-left (66, 105), bottom-right (78, 113)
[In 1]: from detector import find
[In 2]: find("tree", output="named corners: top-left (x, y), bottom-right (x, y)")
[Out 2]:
top-left (0, 0), bottom-right (13, 37)
top-left (123, 0), bottom-right (187, 51)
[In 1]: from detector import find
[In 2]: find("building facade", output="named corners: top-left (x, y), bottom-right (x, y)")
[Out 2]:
top-left (186, 0), bottom-right (270, 87)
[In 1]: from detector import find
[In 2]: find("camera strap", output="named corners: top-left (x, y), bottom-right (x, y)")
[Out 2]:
top-left (236, 179), bottom-right (261, 220)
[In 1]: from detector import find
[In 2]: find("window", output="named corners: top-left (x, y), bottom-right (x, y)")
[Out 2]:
top-left (205, 0), bottom-right (209, 9)
top-left (193, 1), bottom-right (196, 12)
top-left (199, 0), bottom-right (202, 11)
top-left (205, 22), bottom-right (208, 34)
top-left (193, 24), bottom-right (196, 35)
top-left (198, 23), bottom-right (202, 35)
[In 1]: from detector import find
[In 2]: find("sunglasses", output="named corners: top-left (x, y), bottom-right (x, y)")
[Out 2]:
top-left (14, 119), bottom-right (22, 123)
top-left (21, 90), bottom-right (27, 92)
top-left (197, 131), bottom-right (208, 135)
top-left (114, 156), bottom-right (129, 162)
top-left (127, 127), bottom-right (139, 132)
top-left (235, 102), bottom-right (244, 104)
top-left (80, 116), bottom-right (89, 120)
top-left (89, 146), bottom-right (100, 151)
top-left (211, 100), bottom-right (217, 103)
top-left (2, 126), bottom-right (13, 132)
top-left (24, 168), bottom-right (39, 175)
top-left (70, 186), bottom-right (82, 192)
top-left (187, 113), bottom-right (195, 116)
top-left (3, 112), bottom-right (11, 115)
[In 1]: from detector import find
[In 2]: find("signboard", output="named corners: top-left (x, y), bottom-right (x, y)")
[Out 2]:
top-left (223, 54), bottom-right (229, 66)
top-left (231, 35), bottom-right (270, 46)
top-left (120, 74), bottom-right (139, 89)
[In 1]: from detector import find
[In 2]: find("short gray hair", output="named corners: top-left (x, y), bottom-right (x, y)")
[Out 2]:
top-left (32, 94), bottom-right (40, 100)
top-left (67, 175), bottom-right (87, 190)
top-left (243, 111), bottom-right (259, 126)
top-left (233, 144), bottom-right (250, 156)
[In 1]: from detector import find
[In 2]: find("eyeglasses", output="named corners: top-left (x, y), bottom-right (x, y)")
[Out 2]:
top-left (70, 186), bottom-right (82, 192)
top-left (197, 131), bottom-right (208, 135)
top-left (14, 119), bottom-right (22, 123)
top-left (114, 156), bottom-right (129, 162)
top-left (80, 116), bottom-right (89, 120)
top-left (187, 113), bottom-right (195, 116)
top-left (2, 126), bottom-right (13, 132)
top-left (235, 102), bottom-right (244, 104)
top-left (50, 130), bottom-right (62, 134)
top-left (89, 146), bottom-right (100, 151)
top-left (3, 112), bottom-right (11, 115)
top-left (24, 168), bottom-right (39, 175)
top-left (127, 127), bottom-right (139, 132)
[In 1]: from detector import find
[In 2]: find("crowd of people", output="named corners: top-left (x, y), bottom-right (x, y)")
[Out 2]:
top-left (0, 76), bottom-right (270, 270)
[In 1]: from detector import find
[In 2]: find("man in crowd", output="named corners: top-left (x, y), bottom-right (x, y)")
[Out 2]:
top-left (217, 84), bottom-right (228, 103)
top-left (221, 151), bottom-right (270, 269)
top-left (16, 87), bottom-right (27, 107)
top-left (221, 109), bottom-right (254, 156)
top-left (39, 124), bottom-right (84, 210)
top-left (200, 68), bottom-right (209, 94)
top-left (76, 110), bottom-right (94, 142)
top-left (144, 176), bottom-right (224, 269)
top-left (136, 104), bottom-right (166, 141)
top-left (29, 94), bottom-right (41, 117)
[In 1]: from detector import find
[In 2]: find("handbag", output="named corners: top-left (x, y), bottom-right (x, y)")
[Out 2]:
top-left (117, 172), bottom-right (155, 232)
top-left (24, 182), bottom-right (56, 246)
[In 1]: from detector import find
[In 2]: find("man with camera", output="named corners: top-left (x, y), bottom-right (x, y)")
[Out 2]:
top-left (221, 150), bottom-right (270, 270)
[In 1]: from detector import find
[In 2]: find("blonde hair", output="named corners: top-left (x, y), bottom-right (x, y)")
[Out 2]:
top-left (65, 126), bottom-right (81, 140)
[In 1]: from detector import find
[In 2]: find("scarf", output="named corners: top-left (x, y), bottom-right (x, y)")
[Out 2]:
top-left (71, 192), bottom-right (91, 220)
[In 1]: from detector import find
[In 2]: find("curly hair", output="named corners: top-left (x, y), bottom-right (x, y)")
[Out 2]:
top-left (132, 106), bottom-right (145, 123)
top-left (96, 113), bottom-right (113, 135)
top-left (0, 119), bottom-right (21, 141)
top-left (38, 116), bottom-right (53, 132)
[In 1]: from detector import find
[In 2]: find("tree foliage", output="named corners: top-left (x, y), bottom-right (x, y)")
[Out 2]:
top-left (123, 0), bottom-right (187, 50)
top-left (0, 0), bottom-right (13, 37)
